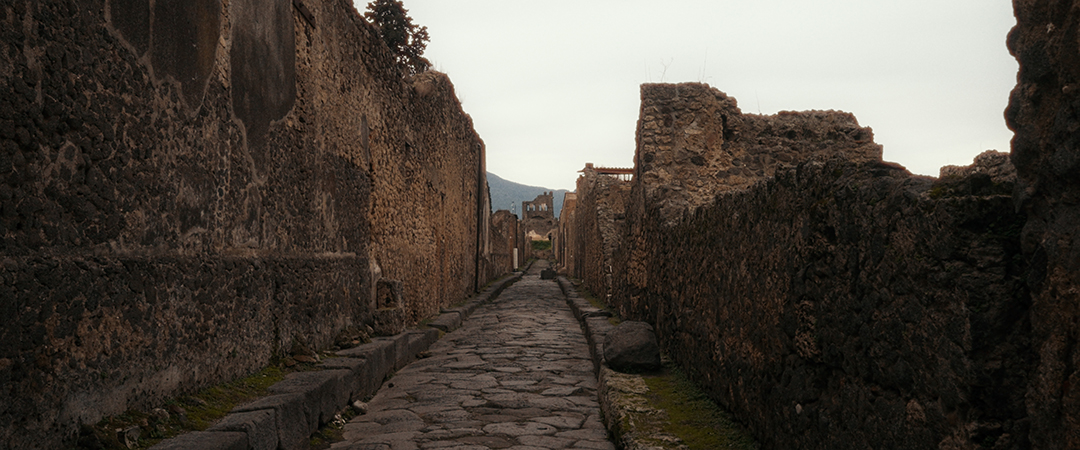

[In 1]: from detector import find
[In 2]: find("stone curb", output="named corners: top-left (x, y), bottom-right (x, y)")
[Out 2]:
top-left (150, 272), bottom-right (522, 450)
top-left (431, 272), bottom-right (522, 332)
top-left (558, 276), bottom-right (656, 450)
top-left (557, 276), bottom-right (615, 373)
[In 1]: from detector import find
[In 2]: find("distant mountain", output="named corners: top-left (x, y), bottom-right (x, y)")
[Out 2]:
top-left (487, 172), bottom-right (571, 219)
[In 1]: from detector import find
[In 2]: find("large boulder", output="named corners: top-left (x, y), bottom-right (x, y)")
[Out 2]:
top-left (603, 321), bottom-right (661, 373)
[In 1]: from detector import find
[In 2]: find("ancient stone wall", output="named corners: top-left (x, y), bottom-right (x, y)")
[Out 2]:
top-left (0, 0), bottom-right (487, 447)
top-left (489, 209), bottom-right (518, 276)
top-left (556, 192), bottom-right (577, 275)
top-left (1006, 1), bottom-right (1080, 447)
top-left (368, 68), bottom-right (488, 322)
top-left (610, 83), bottom-right (1031, 448)
top-left (516, 214), bottom-right (531, 266)
top-left (633, 83), bottom-right (881, 225)
top-left (574, 165), bottom-right (631, 301)
top-left (480, 180), bottom-right (494, 282)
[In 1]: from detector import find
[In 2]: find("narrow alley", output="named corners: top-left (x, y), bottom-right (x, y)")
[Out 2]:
top-left (335, 261), bottom-right (615, 450)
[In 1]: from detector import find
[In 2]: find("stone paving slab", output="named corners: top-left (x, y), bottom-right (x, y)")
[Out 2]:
top-left (337, 261), bottom-right (615, 450)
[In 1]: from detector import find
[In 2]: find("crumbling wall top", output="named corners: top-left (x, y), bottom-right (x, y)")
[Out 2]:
top-left (635, 82), bottom-right (883, 223)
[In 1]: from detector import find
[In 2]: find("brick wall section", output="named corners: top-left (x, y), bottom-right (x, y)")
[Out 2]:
top-left (0, 0), bottom-right (488, 447)
top-left (1006, 1), bottom-right (1080, 448)
top-left (611, 82), bottom-right (1031, 448)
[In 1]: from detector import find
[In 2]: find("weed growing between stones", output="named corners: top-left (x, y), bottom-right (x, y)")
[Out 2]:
top-left (308, 407), bottom-right (359, 449)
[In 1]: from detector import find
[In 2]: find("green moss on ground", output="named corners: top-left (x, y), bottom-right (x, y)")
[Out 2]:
top-left (183, 365), bottom-right (287, 430)
top-left (637, 362), bottom-right (758, 450)
top-left (576, 284), bottom-right (621, 325)
top-left (81, 363), bottom-right (304, 449)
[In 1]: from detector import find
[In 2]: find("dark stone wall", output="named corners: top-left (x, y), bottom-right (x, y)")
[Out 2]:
top-left (617, 156), bottom-right (1030, 449)
top-left (0, 0), bottom-right (488, 447)
top-left (0, 254), bottom-right (367, 441)
top-left (1006, 1), bottom-right (1080, 448)
top-left (609, 83), bottom-right (1032, 448)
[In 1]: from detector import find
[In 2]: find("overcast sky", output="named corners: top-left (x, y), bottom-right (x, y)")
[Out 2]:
top-left (355, 0), bottom-right (1019, 191)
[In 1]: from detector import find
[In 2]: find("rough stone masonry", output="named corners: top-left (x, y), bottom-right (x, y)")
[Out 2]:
top-left (0, 0), bottom-right (495, 448)
top-left (566, 76), bottom-right (1037, 449)
top-left (556, 1), bottom-right (1080, 444)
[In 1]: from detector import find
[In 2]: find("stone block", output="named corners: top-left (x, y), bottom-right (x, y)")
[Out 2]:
top-left (427, 311), bottom-right (461, 332)
top-left (321, 357), bottom-right (368, 401)
top-left (338, 340), bottom-right (395, 395)
top-left (207, 409), bottom-right (277, 450)
top-left (375, 279), bottom-right (403, 308)
top-left (406, 328), bottom-right (439, 358)
top-left (233, 393), bottom-right (311, 450)
top-left (148, 431), bottom-right (247, 450)
top-left (372, 307), bottom-right (406, 336)
top-left (376, 335), bottom-right (411, 371)
top-left (267, 370), bottom-right (351, 425)
top-left (603, 321), bottom-right (661, 373)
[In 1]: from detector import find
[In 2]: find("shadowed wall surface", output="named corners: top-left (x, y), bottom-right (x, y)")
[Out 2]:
top-left (1007, 0), bottom-right (1080, 447)
top-left (608, 83), bottom-right (1031, 449)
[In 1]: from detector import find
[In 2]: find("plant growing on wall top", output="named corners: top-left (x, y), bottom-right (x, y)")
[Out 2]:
top-left (365, 0), bottom-right (431, 75)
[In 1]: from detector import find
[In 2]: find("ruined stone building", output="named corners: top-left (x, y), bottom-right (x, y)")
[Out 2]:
top-left (563, 2), bottom-right (1080, 443)
top-left (521, 191), bottom-right (558, 242)
top-left (0, 0), bottom-right (513, 447)
top-left (560, 164), bottom-right (631, 300)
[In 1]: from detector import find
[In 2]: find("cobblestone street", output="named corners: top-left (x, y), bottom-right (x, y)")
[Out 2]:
top-left (335, 261), bottom-right (614, 450)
